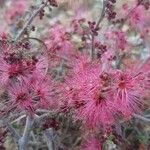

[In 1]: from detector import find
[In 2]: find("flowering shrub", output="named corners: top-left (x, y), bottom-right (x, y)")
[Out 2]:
top-left (0, 0), bottom-right (150, 149)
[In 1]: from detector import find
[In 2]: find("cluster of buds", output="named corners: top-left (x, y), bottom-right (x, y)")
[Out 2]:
top-left (72, 18), bottom-right (86, 32)
top-left (48, 0), bottom-right (58, 7)
top-left (106, 0), bottom-right (117, 21)
top-left (39, 0), bottom-right (58, 20)
top-left (95, 42), bottom-right (107, 58)
top-left (39, 8), bottom-right (45, 20)
top-left (112, 18), bottom-right (124, 25)
top-left (42, 118), bottom-right (59, 130)
top-left (4, 52), bottom-right (38, 79)
top-left (88, 21), bottom-right (100, 36)
top-left (137, 0), bottom-right (150, 10)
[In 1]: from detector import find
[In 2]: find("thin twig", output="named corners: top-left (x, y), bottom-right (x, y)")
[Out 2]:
top-left (36, 109), bottom-right (50, 113)
top-left (22, 37), bottom-right (69, 61)
top-left (19, 116), bottom-right (35, 150)
top-left (11, 115), bottom-right (26, 124)
top-left (22, 37), bottom-right (48, 51)
top-left (15, 1), bottom-right (48, 42)
top-left (134, 114), bottom-right (150, 123)
top-left (91, 0), bottom-right (108, 60)
top-left (44, 128), bottom-right (55, 150)
top-left (35, 110), bottom-right (58, 124)
top-left (2, 118), bottom-right (20, 141)
top-left (95, 0), bottom-right (108, 29)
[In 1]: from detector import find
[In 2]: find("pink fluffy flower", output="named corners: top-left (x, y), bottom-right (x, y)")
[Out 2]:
top-left (112, 70), bottom-right (145, 118)
top-left (32, 55), bottom-right (48, 78)
top-left (104, 29), bottom-right (129, 51)
top-left (129, 5), bottom-right (150, 31)
top-left (7, 74), bottom-right (57, 113)
top-left (45, 24), bottom-right (74, 57)
top-left (8, 81), bottom-right (34, 113)
top-left (63, 60), bottom-right (116, 128)
top-left (0, 51), bottom-right (48, 87)
top-left (70, 53), bottom-right (91, 73)
top-left (78, 90), bottom-right (115, 128)
top-left (29, 75), bottom-right (58, 109)
top-left (0, 54), bottom-right (25, 86)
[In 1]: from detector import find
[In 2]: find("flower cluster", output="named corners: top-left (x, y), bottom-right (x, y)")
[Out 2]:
top-left (63, 56), bottom-right (148, 129)
top-left (0, 38), bottom-right (57, 115)
top-left (0, 0), bottom-right (150, 149)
